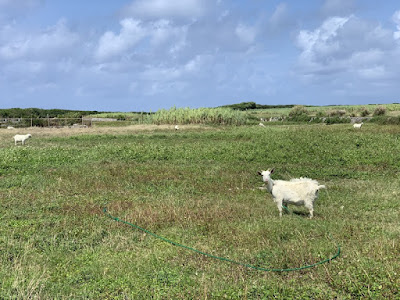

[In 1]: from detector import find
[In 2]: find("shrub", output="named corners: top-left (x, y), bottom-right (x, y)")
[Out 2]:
top-left (373, 106), bottom-right (386, 116)
top-left (325, 117), bottom-right (351, 125)
top-left (360, 107), bottom-right (370, 117)
top-left (327, 109), bottom-right (346, 117)
top-left (289, 105), bottom-right (308, 117)
top-left (289, 114), bottom-right (313, 122)
top-left (370, 116), bottom-right (400, 125)
top-left (309, 117), bottom-right (323, 124)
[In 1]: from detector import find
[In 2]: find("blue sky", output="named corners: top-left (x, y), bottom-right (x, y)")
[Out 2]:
top-left (1, 0), bottom-right (400, 112)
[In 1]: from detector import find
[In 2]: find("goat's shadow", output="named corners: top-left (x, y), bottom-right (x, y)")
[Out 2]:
top-left (284, 209), bottom-right (310, 217)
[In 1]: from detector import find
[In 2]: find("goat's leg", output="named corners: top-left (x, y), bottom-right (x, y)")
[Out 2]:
top-left (276, 198), bottom-right (283, 217)
top-left (305, 204), bottom-right (314, 219)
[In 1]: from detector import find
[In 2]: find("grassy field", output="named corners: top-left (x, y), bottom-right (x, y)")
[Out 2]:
top-left (249, 103), bottom-right (400, 119)
top-left (84, 103), bottom-right (400, 127)
top-left (0, 123), bottom-right (399, 299)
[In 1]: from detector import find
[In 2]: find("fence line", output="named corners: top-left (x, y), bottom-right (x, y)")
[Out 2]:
top-left (0, 117), bottom-right (92, 128)
top-left (0, 117), bottom-right (149, 128)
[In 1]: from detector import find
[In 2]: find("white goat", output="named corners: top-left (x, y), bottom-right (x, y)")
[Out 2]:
top-left (174, 125), bottom-right (179, 130)
top-left (258, 168), bottom-right (326, 218)
top-left (353, 122), bottom-right (363, 129)
top-left (7, 126), bottom-right (15, 129)
top-left (13, 134), bottom-right (32, 145)
top-left (258, 122), bottom-right (266, 127)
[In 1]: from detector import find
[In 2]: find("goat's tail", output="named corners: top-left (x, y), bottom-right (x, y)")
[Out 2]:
top-left (318, 185), bottom-right (326, 190)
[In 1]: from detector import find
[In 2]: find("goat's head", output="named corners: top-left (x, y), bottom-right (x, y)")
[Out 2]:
top-left (258, 168), bottom-right (274, 183)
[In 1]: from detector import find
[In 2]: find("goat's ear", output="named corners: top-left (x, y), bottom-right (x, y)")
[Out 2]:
top-left (257, 171), bottom-right (262, 176)
top-left (270, 168), bottom-right (275, 174)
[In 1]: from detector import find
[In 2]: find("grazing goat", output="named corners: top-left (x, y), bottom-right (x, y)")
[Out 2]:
top-left (258, 168), bottom-right (325, 218)
top-left (353, 122), bottom-right (363, 129)
top-left (174, 125), bottom-right (179, 130)
top-left (13, 134), bottom-right (32, 145)
top-left (258, 122), bottom-right (266, 127)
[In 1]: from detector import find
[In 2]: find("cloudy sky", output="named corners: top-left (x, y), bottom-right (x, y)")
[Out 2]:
top-left (1, 0), bottom-right (400, 112)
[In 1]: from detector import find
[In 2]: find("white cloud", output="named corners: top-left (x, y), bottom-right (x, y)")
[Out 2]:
top-left (0, 20), bottom-right (79, 60)
top-left (95, 19), bottom-right (146, 60)
top-left (293, 11), bottom-right (400, 101)
top-left (295, 14), bottom-right (398, 81)
top-left (150, 19), bottom-right (187, 48)
top-left (349, 49), bottom-right (384, 67)
top-left (124, 0), bottom-right (205, 20)
top-left (393, 10), bottom-right (400, 40)
top-left (357, 65), bottom-right (386, 80)
top-left (0, 19), bottom-right (79, 61)
top-left (296, 16), bottom-right (350, 69)
top-left (297, 16), bottom-right (349, 51)
top-left (95, 18), bottom-right (189, 61)
top-left (139, 55), bottom-right (208, 83)
top-left (184, 55), bottom-right (203, 72)
top-left (140, 65), bottom-right (182, 81)
top-left (235, 23), bottom-right (257, 44)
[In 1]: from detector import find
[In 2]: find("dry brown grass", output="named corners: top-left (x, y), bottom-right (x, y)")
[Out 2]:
top-left (0, 124), bottom-right (211, 146)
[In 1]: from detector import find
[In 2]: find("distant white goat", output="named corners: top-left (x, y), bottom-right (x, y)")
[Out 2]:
top-left (353, 122), bottom-right (363, 129)
top-left (258, 123), bottom-right (266, 127)
top-left (174, 125), bottom-right (179, 130)
top-left (13, 134), bottom-right (32, 145)
top-left (7, 126), bottom-right (15, 129)
top-left (258, 168), bottom-right (326, 218)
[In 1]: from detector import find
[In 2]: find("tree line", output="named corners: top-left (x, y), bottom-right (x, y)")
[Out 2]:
top-left (0, 108), bottom-right (104, 118)
top-left (0, 103), bottom-right (295, 118)
top-left (220, 102), bottom-right (294, 111)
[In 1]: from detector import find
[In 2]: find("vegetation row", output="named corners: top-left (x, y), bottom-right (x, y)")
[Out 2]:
top-left (2, 103), bottom-right (400, 127)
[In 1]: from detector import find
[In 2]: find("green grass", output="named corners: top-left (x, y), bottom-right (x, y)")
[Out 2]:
top-left (0, 124), bottom-right (399, 299)
top-left (250, 103), bottom-right (400, 119)
top-left (88, 107), bottom-right (248, 125)
top-left (86, 104), bottom-right (400, 127)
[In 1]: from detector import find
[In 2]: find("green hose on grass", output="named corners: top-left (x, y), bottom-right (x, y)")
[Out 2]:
top-left (103, 204), bottom-right (340, 272)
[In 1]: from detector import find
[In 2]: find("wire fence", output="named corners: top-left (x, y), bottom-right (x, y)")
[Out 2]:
top-left (0, 116), bottom-right (157, 128)
top-left (0, 117), bottom-right (92, 128)
top-left (1, 108), bottom-right (249, 128)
